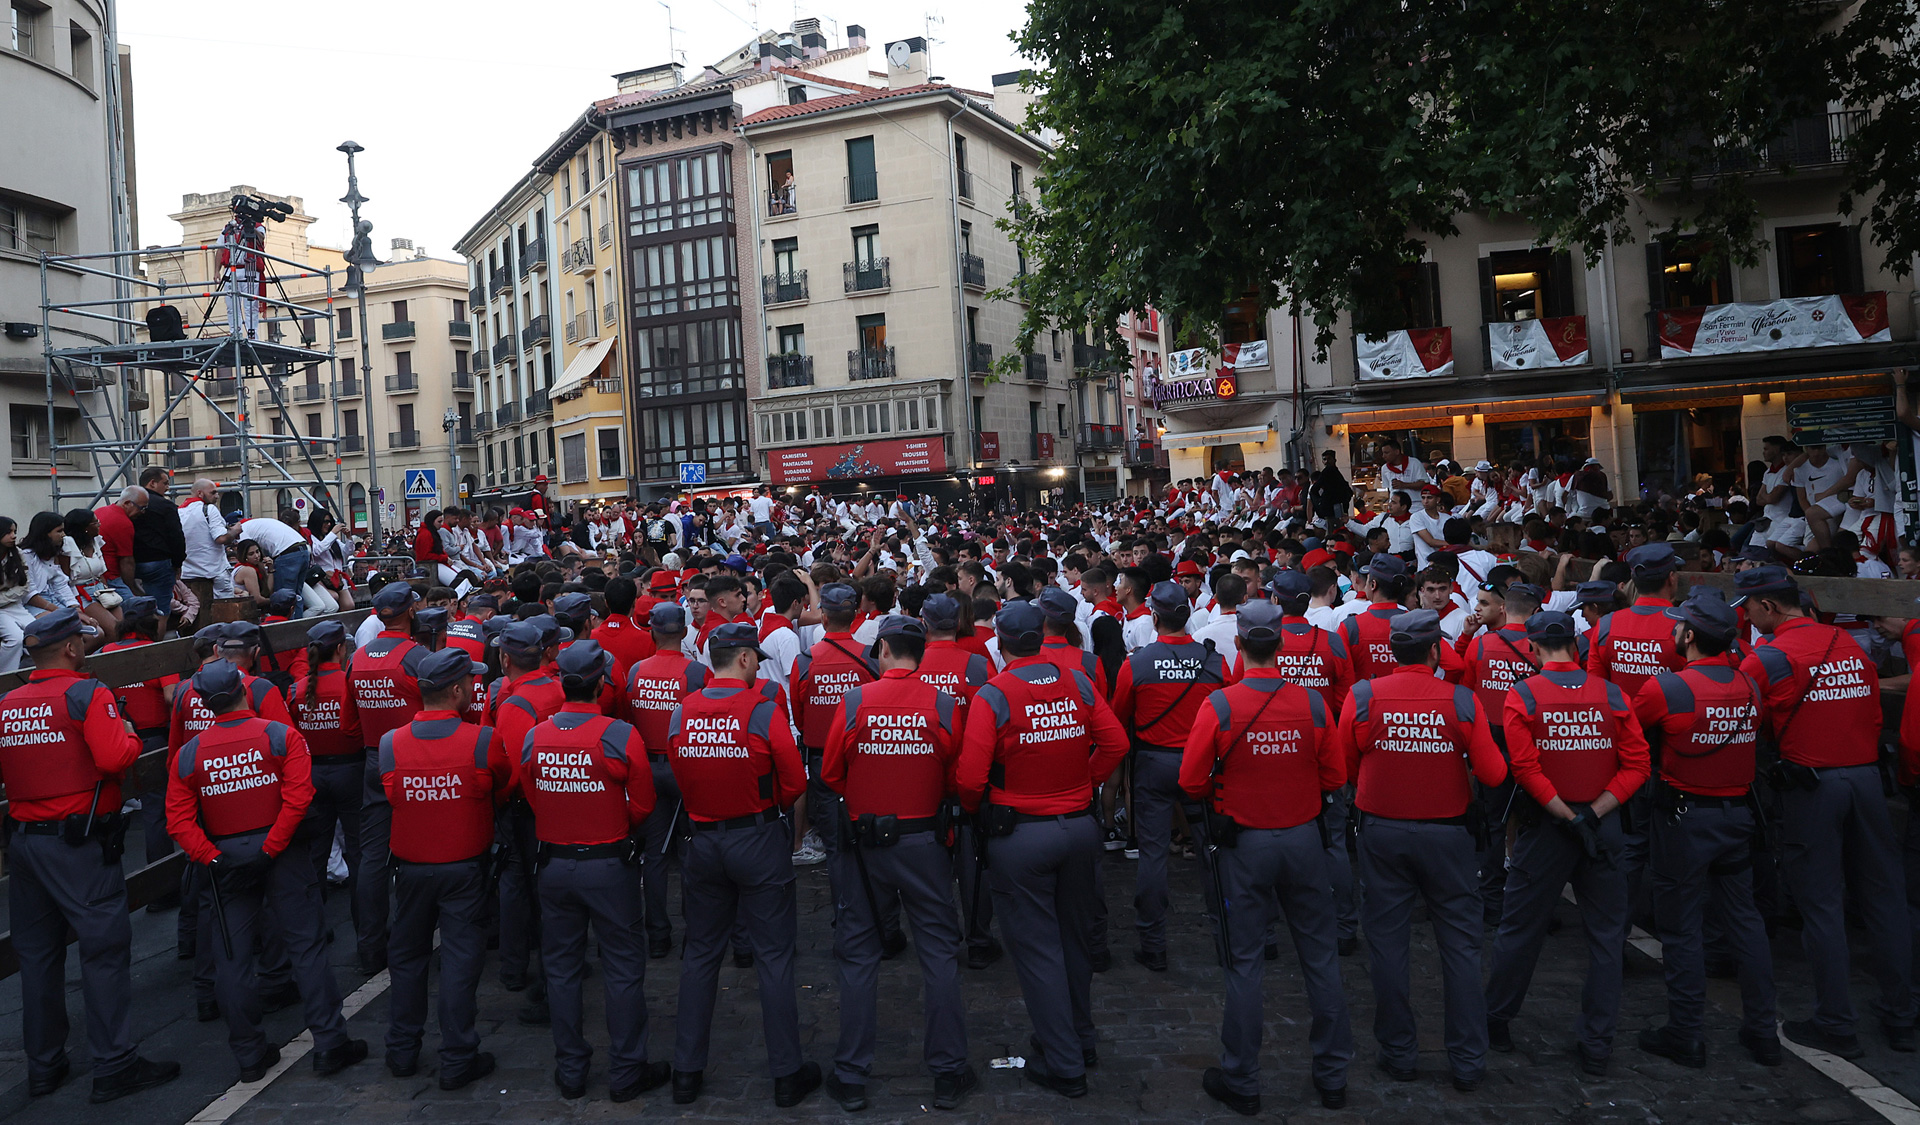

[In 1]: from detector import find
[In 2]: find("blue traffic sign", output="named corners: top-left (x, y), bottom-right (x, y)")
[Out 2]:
top-left (403, 468), bottom-right (438, 499)
top-left (678, 462), bottom-right (707, 485)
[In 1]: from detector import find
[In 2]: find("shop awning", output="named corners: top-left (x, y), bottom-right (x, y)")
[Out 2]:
top-left (1162, 425), bottom-right (1274, 450)
top-left (547, 336), bottom-right (618, 402)
top-left (1323, 391), bottom-right (1605, 431)
top-left (1620, 371), bottom-right (1889, 408)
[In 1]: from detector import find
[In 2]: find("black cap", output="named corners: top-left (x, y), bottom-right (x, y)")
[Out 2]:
top-left (870, 614), bottom-right (926, 657)
top-left (466, 593), bottom-right (499, 611)
top-left (1730, 565), bottom-right (1798, 608)
top-left (552, 592), bottom-right (592, 622)
top-left (994, 601), bottom-right (1045, 650)
top-left (1626, 542), bottom-right (1680, 578)
top-left (1388, 609), bottom-right (1442, 645)
top-left (414, 607), bottom-right (450, 634)
top-left (306, 619), bottom-right (347, 648)
top-left (192, 623), bottom-right (226, 647)
top-left (22, 607), bottom-right (96, 649)
top-left (373, 582), bottom-right (421, 616)
top-left (708, 621), bottom-right (768, 660)
top-left (1523, 610), bottom-right (1577, 644)
top-left (1665, 596), bottom-right (1739, 641)
top-left (820, 583), bottom-right (860, 612)
top-left (649, 603), bottom-right (687, 631)
top-left (218, 620), bottom-right (263, 648)
top-left (1236, 600), bottom-right (1284, 642)
top-left (1147, 580), bottom-right (1187, 614)
top-left (1573, 580), bottom-right (1616, 608)
top-left (417, 647), bottom-right (486, 692)
top-left (526, 614), bottom-right (572, 648)
top-left (920, 593), bottom-right (961, 631)
top-left (1736, 543), bottom-right (1772, 564)
top-left (1036, 587), bottom-right (1078, 624)
top-left (267, 587), bottom-right (299, 612)
top-left (1504, 582), bottom-right (1546, 606)
top-left (191, 659), bottom-right (245, 706)
top-left (1268, 570), bottom-right (1311, 602)
top-left (1362, 554), bottom-right (1408, 581)
top-left (555, 639), bottom-right (614, 683)
top-left (494, 620), bottom-right (547, 658)
top-left (120, 596), bottom-right (158, 621)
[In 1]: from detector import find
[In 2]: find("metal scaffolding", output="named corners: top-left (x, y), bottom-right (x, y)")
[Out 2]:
top-left (38, 229), bottom-right (350, 520)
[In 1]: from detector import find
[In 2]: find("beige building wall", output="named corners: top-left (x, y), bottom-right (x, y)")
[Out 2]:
top-left (548, 130), bottom-right (631, 503)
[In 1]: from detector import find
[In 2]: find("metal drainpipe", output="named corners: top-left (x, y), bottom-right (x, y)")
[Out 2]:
top-left (739, 120), bottom-right (769, 487)
top-left (944, 101), bottom-right (973, 505)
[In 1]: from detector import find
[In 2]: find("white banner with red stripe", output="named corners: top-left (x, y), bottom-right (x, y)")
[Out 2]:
top-left (1356, 328), bottom-right (1453, 381)
top-left (1487, 315), bottom-right (1589, 370)
top-left (1658, 293), bottom-right (1890, 359)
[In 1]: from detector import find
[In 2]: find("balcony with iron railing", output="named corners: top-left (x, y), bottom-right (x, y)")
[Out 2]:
top-left (844, 257), bottom-right (889, 294)
top-left (334, 434), bottom-right (364, 453)
top-left (521, 314), bottom-right (550, 348)
top-left (845, 171), bottom-right (879, 205)
top-left (385, 372), bottom-right (419, 393)
top-left (768, 186), bottom-right (799, 218)
top-left (165, 449), bottom-right (194, 470)
top-left (957, 168), bottom-right (975, 199)
top-left (523, 237), bottom-right (547, 273)
top-left (203, 377), bottom-right (236, 399)
top-left (489, 270), bottom-right (511, 295)
top-left (452, 371), bottom-right (473, 390)
top-left (456, 426), bottom-right (476, 446)
top-left (961, 254), bottom-right (985, 290)
top-left (389, 429), bottom-right (420, 450)
top-left (848, 345), bottom-right (895, 381)
top-left (448, 320), bottom-right (471, 339)
top-left (763, 270), bottom-right (809, 306)
top-left (491, 337), bottom-right (515, 363)
top-left (767, 353), bottom-right (814, 389)
top-left (527, 389), bottom-right (551, 417)
top-left (496, 401), bottom-right (522, 425)
top-left (968, 342), bottom-right (993, 374)
top-left (292, 383), bottom-right (327, 402)
top-left (1023, 353), bottom-right (1049, 382)
top-left (1656, 110), bottom-right (1869, 179)
top-left (563, 238), bottom-right (594, 273)
top-left (472, 347), bottom-right (491, 371)
top-left (1124, 437), bottom-right (1168, 468)
top-left (1072, 341), bottom-right (1112, 370)
top-left (475, 411), bottom-right (493, 434)
top-left (603, 300), bottom-right (616, 327)
top-left (333, 378), bottom-right (362, 398)
top-left (468, 286), bottom-right (484, 311)
top-left (592, 376), bottom-right (622, 395)
top-left (382, 320), bottom-right (415, 341)
top-left (1078, 422), bottom-right (1123, 451)
top-left (598, 222), bottom-right (612, 248)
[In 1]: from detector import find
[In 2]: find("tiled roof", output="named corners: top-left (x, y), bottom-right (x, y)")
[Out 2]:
top-left (770, 66), bottom-right (879, 94)
top-left (740, 83), bottom-right (951, 125)
top-left (591, 45), bottom-right (870, 113)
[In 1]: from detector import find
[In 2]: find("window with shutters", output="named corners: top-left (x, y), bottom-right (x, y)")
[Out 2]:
top-left (1222, 289), bottom-right (1265, 343)
top-left (1775, 223), bottom-right (1860, 298)
top-left (1647, 235), bottom-right (1732, 309)
top-left (1478, 248), bottom-right (1575, 322)
top-left (846, 137), bottom-right (878, 203)
top-left (1392, 262), bottom-right (1443, 328)
top-left (561, 433), bottom-right (588, 483)
top-left (597, 427), bottom-right (623, 479)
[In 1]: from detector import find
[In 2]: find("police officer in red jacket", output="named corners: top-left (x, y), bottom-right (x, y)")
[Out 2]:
top-left (101, 597), bottom-right (175, 880)
top-left (791, 583), bottom-right (878, 858)
top-left (1337, 554), bottom-right (1416, 682)
top-left (380, 647), bottom-right (511, 1089)
top-left (1484, 611), bottom-right (1649, 1076)
top-left (626, 603), bottom-right (707, 956)
top-left (1036, 586), bottom-right (1116, 972)
top-left (350, 580), bottom-right (430, 974)
top-left (1457, 581), bottom-right (1543, 926)
top-left (1179, 600), bottom-right (1352, 1115)
top-left (445, 592), bottom-right (495, 661)
top-left (168, 659), bottom-right (368, 1082)
top-left (1111, 579), bottom-right (1227, 971)
top-left (1632, 595), bottom-right (1781, 1069)
top-left (956, 602), bottom-right (1129, 1098)
top-left (669, 620), bottom-right (818, 1107)
top-left (291, 620), bottom-right (365, 926)
top-left (1334, 608), bottom-right (1508, 1091)
top-left (0, 608), bottom-right (179, 1103)
top-left (1735, 566), bottom-right (1916, 1056)
top-left (521, 640), bottom-right (667, 1102)
top-left (914, 593), bottom-right (999, 968)
top-left (489, 617), bottom-right (566, 1013)
top-left (819, 615), bottom-right (976, 1112)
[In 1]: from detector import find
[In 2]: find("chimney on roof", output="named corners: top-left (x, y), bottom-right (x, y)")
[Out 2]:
top-left (847, 24), bottom-right (866, 49)
top-left (758, 41), bottom-right (774, 72)
top-left (991, 69), bottom-right (1038, 130)
top-left (390, 237), bottom-right (413, 255)
top-left (800, 31), bottom-right (826, 59)
top-left (614, 62), bottom-right (684, 94)
top-left (884, 37), bottom-right (929, 90)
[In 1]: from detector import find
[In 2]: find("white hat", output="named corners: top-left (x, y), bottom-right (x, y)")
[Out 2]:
top-left (1583, 457), bottom-right (1601, 466)
top-left (1472, 460), bottom-right (1493, 473)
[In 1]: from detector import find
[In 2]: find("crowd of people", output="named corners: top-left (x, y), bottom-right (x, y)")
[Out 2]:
top-left (2, 432), bottom-right (1917, 1113)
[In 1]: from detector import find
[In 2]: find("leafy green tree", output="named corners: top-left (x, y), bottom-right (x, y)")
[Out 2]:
top-left (1005, 0), bottom-right (1914, 354)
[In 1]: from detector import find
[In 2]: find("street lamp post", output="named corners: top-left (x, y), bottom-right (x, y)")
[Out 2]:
top-left (443, 405), bottom-right (460, 510)
top-left (338, 140), bottom-right (383, 546)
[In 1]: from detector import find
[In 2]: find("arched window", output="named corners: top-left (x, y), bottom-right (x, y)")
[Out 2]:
top-left (348, 482), bottom-right (367, 530)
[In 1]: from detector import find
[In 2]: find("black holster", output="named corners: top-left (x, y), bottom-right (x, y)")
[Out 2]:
top-left (1768, 759), bottom-right (1821, 792)
top-left (853, 813), bottom-right (900, 848)
top-left (1463, 801), bottom-right (1490, 853)
top-left (983, 803), bottom-right (1017, 838)
top-left (1205, 810), bottom-right (1241, 849)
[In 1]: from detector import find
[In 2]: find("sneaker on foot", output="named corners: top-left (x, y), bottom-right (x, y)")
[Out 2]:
top-left (792, 842), bottom-right (827, 865)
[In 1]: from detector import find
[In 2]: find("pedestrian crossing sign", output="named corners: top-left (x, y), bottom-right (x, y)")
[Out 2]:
top-left (404, 469), bottom-right (438, 499)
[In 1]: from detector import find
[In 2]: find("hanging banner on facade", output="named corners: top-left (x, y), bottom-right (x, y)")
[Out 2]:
top-left (1036, 432), bottom-right (1054, 460)
top-left (1487, 315), bottom-right (1590, 371)
top-left (1658, 292), bottom-right (1890, 359)
top-left (767, 437), bottom-right (948, 484)
top-left (1221, 340), bottom-right (1267, 369)
top-left (977, 431), bottom-right (1000, 460)
top-left (1165, 347), bottom-right (1213, 379)
top-left (1356, 328), bottom-right (1454, 381)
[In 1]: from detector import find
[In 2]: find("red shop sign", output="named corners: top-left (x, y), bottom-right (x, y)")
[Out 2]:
top-left (767, 437), bottom-right (949, 485)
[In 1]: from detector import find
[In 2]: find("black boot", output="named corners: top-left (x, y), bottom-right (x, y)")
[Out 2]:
top-left (774, 1061), bottom-right (822, 1107)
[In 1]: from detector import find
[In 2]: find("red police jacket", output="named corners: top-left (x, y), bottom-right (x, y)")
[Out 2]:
top-left (519, 703), bottom-right (656, 845)
top-left (1341, 602), bottom-right (1466, 683)
top-left (956, 654), bottom-right (1129, 815)
top-left (1741, 616), bottom-right (1882, 768)
top-left (1039, 636), bottom-right (1106, 700)
top-left (347, 631), bottom-right (426, 751)
top-left (591, 614), bottom-right (655, 678)
top-left (380, 713), bottom-right (510, 862)
top-left (493, 670), bottom-right (566, 787)
top-left (821, 668), bottom-right (961, 820)
top-left (790, 632), bottom-right (877, 750)
top-left (290, 662), bottom-right (364, 758)
top-left (627, 649), bottom-right (708, 753)
top-left (444, 617), bottom-right (488, 662)
top-left (1634, 659), bottom-right (1764, 797)
top-left (169, 670), bottom-right (293, 761)
top-left (0, 667), bottom-right (142, 822)
top-left (1503, 661), bottom-right (1649, 807)
top-left (167, 710), bottom-right (313, 864)
top-left (1335, 664), bottom-right (1507, 820)
top-left (1112, 633), bottom-right (1227, 749)
top-left (1178, 668), bottom-right (1343, 829)
top-left (913, 639), bottom-right (993, 707)
top-left (1228, 619), bottom-right (1356, 713)
top-left (1586, 597), bottom-right (1686, 699)
top-left (1459, 623), bottom-right (1538, 727)
top-left (100, 638), bottom-right (174, 732)
top-left (669, 677), bottom-right (806, 822)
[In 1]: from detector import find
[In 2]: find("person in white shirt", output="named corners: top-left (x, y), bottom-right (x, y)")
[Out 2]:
top-left (1758, 437), bottom-right (1808, 559)
top-left (1416, 567), bottom-right (1471, 641)
top-left (1375, 439), bottom-right (1427, 497)
top-left (747, 485), bottom-right (776, 533)
top-left (1189, 572), bottom-right (1246, 651)
top-left (1408, 486), bottom-right (1450, 569)
top-left (178, 477), bottom-right (239, 602)
top-left (1795, 443), bottom-right (1849, 550)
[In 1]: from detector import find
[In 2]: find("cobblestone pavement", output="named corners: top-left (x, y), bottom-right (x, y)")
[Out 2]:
top-left (3, 843), bottom-right (1914, 1124)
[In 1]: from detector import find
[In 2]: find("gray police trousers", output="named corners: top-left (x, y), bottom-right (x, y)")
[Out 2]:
top-left (1779, 764), bottom-right (1917, 1034)
top-left (388, 857), bottom-right (488, 1073)
top-left (540, 853), bottom-right (653, 1091)
top-left (1216, 824), bottom-right (1353, 1096)
top-left (673, 818), bottom-right (804, 1078)
top-left (830, 830), bottom-right (969, 1084)
top-left (208, 830), bottom-right (349, 1071)
top-left (1650, 802), bottom-right (1776, 1037)
top-left (1131, 747), bottom-right (1183, 955)
top-left (8, 831), bottom-right (137, 1081)
top-left (1484, 813), bottom-right (1629, 1057)
top-left (1357, 815), bottom-right (1488, 1082)
top-left (990, 813), bottom-right (1101, 1080)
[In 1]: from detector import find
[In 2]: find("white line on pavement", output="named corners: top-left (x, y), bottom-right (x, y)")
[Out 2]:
top-left (185, 967), bottom-right (392, 1125)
